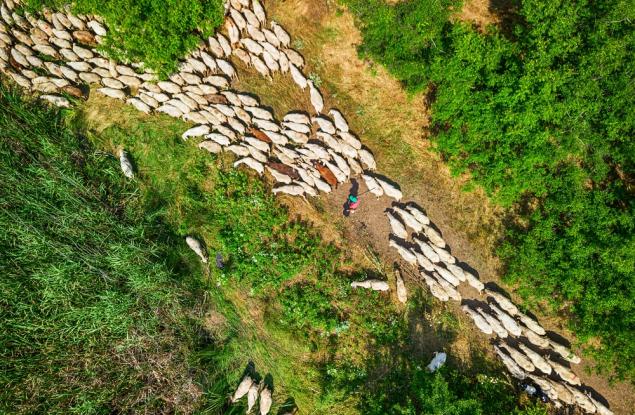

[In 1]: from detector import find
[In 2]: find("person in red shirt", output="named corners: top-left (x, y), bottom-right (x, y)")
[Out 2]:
top-left (345, 194), bottom-right (360, 215)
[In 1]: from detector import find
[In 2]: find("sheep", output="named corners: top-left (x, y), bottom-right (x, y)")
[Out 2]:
top-left (246, 145), bottom-right (268, 163)
top-left (244, 136), bottom-right (270, 152)
top-left (376, 177), bottom-right (402, 200)
top-left (329, 151), bottom-right (351, 178)
top-left (351, 279), bottom-right (389, 291)
top-left (426, 352), bottom-right (446, 372)
top-left (231, 375), bottom-right (253, 402)
top-left (547, 338), bottom-right (581, 364)
top-left (386, 211), bottom-right (408, 239)
top-left (252, 0), bottom-right (266, 24)
top-left (337, 140), bottom-right (359, 159)
top-left (413, 237), bottom-right (441, 263)
top-left (431, 244), bottom-right (455, 264)
top-left (518, 343), bottom-right (552, 375)
top-left (433, 264), bottom-right (460, 286)
top-left (476, 308), bottom-right (508, 338)
top-left (127, 98), bottom-right (151, 114)
top-left (462, 305), bottom-right (493, 335)
top-left (282, 121), bottom-right (311, 134)
top-left (308, 80), bottom-right (324, 114)
top-left (361, 174), bottom-right (384, 197)
top-left (405, 205), bottom-right (430, 226)
top-left (338, 132), bottom-right (362, 150)
top-left (185, 236), bottom-right (208, 264)
top-left (229, 8), bottom-right (247, 32)
top-left (267, 166), bottom-right (292, 184)
top-left (283, 129), bottom-right (309, 144)
top-left (347, 157), bottom-right (363, 175)
top-left (259, 386), bottom-right (272, 415)
top-left (250, 54), bottom-right (270, 78)
top-left (433, 272), bottom-right (461, 301)
top-left (489, 302), bottom-right (522, 336)
top-left (198, 140), bottom-right (223, 154)
top-left (421, 272), bottom-right (450, 302)
top-left (521, 325), bottom-right (550, 349)
top-left (234, 157), bottom-right (264, 175)
top-left (284, 112), bottom-right (310, 125)
top-left (499, 343), bottom-right (535, 372)
top-left (272, 184), bottom-right (304, 196)
top-left (547, 357), bottom-right (581, 386)
top-left (271, 21), bottom-right (291, 47)
top-left (445, 263), bottom-right (466, 282)
top-left (588, 395), bottom-right (613, 415)
top-left (313, 177), bottom-right (332, 193)
top-left (295, 180), bottom-right (318, 197)
top-left (527, 375), bottom-right (559, 402)
top-left (516, 310), bottom-right (546, 336)
top-left (305, 143), bottom-right (331, 160)
top-left (40, 94), bottom-right (71, 108)
top-left (158, 80), bottom-right (181, 94)
top-left (423, 225), bottom-right (445, 248)
top-left (324, 161), bottom-right (347, 183)
top-left (484, 289), bottom-right (519, 316)
top-left (565, 385), bottom-right (597, 413)
top-left (388, 238), bottom-right (418, 265)
top-left (493, 345), bottom-right (527, 380)
top-left (262, 50), bottom-right (280, 72)
top-left (167, 98), bottom-right (192, 114)
top-left (227, 144), bottom-right (250, 157)
top-left (156, 104), bottom-right (184, 118)
top-left (241, 38), bottom-right (263, 55)
top-left (412, 249), bottom-right (435, 271)
top-left (312, 115), bottom-right (337, 134)
top-left (393, 206), bottom-right (423, 233)
top-left (395, 269), bottom-right (407, 303)
top-left (263, 130), bottom-right (288, 146)
top-left (261, 41), bottom-right (281, 60)
top-left (118, 149), bottom-right (134, 179)
top-left (547, 379), bottom-right (575, 405)
top-left (247, 382), bottom-right (259, 412)
top-left (243, 9), bottom-right (260, 28)
top-left (245, 106), bottom-right (273, 120)
top-left (98, 87), bottom-right (126, 100)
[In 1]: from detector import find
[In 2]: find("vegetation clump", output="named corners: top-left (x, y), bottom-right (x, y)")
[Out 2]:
top-left (344, 0), bottom-right (635, 381)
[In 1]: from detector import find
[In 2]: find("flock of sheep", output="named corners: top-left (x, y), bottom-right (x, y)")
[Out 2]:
top-left (0, 0), bottom-right (615, 413)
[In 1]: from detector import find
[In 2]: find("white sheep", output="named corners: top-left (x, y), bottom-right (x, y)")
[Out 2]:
top-left (259, 386), bottom-right (272, 415)
top-left (234, 157), bottom-right (264, 175)
top-left (493, 345), bottom-right (526, 380)
top-left (361, 174), bottom-right (384, 197)
top-left (247, 382), bottom-right (259, 412)
top-left (351, 279), bottom-right (389, 291)
top-left (499, 343), bottom-right (535, 372)
top-left (386, 212), bottom-right (408, 239)
top-left (484, 289), bottom-right (519, 316)
top-left (462, 305), bottom-right (493, 334)
top-left (518, 343), bottom-right (552, 375)
top-left (547, 357), bottom-right (581, 386)
top-left (376, 177), bottom-right (402, 201)
top-left (329, 108), bottom-right (349, 132)
top-left (119, 149), bottom-right (134, 179)
top-left (308, 80), bottom-right (324, 114)
top-left (393, 206), bottom-right (423, 233)
top-left (489, 303), bottom-right (522, 336)
top-left (182, 125), bottom-right (210, 140)
top-left (421, 272), bottom-right (449, 302)
top-left (388, 239), bottom-right (418, 265)
top-left (185, 236), bottom-right (208, 264)
top-left (477, 308), bottom-right (508, 338)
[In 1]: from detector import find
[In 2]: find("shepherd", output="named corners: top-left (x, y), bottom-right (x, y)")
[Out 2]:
top-left (343, 179), bottom-right (360, 217)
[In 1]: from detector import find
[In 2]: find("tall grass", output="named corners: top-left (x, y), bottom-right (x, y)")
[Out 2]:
top-left (0, 85), bottom-right (232, 413)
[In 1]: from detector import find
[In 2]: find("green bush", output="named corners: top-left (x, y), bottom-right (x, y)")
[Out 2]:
top-left (24, 0), bottom-right (225, 76)
top-left (279, 283), bottom-right (342, 334)
top-left (345, 0), bottom-right (635, 381)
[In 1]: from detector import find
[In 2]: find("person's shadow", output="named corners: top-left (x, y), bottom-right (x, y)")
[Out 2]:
top-left (343, 179), bottom-right (359, 217)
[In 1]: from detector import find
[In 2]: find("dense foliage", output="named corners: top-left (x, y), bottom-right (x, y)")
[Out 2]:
top-left (24, 0), bottom-right (225, 76)
top-left (344, 0), bottom-right (635, 380)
